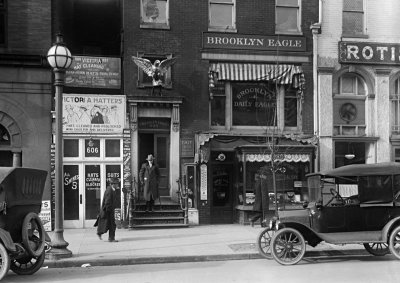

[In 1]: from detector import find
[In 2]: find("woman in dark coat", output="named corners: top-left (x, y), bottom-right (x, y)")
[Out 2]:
top-left (139, 154), bottom-right (160, 212)
top-left (96, 177), bottom-right (119, 242)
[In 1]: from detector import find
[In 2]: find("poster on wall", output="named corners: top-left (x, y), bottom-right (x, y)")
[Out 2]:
top-left (65, 56), bottom-right (121, 88)
top-left (63, 94), bottom-right (126, 134)
top-left (39, 200), bottom-right (51, 232)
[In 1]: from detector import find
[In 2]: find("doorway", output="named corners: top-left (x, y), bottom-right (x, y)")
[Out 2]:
top-left (210, 163), bottom-right (234, 224)
top-left (139, 133), bottom-right (170, 197)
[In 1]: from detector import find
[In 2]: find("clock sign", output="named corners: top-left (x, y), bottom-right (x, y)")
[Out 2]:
top-left (339, 103), bottom-right (357, 123)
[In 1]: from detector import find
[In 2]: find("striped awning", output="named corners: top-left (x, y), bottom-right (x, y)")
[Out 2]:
top-left (209, 63), bottom-right (305, 90)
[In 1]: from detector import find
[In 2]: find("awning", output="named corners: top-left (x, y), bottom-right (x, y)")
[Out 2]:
top-left (245, 153), bottom-right (310, 163)
top-left (209, 63), bottom-right (305, 91)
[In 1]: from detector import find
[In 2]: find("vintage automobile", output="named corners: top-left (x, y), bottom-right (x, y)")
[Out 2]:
top-left (0, 167), bottom-right (49, 280)
top-left (257, 162), bottom-right (400, 265)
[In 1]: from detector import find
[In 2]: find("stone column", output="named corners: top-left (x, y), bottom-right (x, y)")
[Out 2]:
top-left (170, 103), bottom-right (180, 202)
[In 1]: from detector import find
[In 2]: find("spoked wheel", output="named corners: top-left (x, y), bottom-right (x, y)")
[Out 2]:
top-left (21, 212), bottom-right (46, 257)
top-left (271, 227), bottom-right (306, 265)
top-left (10, 251), bottom-right (45, 275)
top-left (363, 243), bottom-right (389, 256)
top-left (389, 226), bottom-right (400, 259)
top-left (0, 244), bottom-right (10, 280)
top-left (257, 228), bottom-right (275, 259)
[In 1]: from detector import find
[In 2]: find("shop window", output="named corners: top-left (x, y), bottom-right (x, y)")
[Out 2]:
top-left (391, 78), bottom-right (400, 135)
top-left (342, 0), bottom-right (365, 37)
top-left (209, 0), bottom-right (236, 32)
top-left (140, 0), bottom-right (169, 29)
top-left (64, 139), bottom-right (79, 157)
top-left (334, 73), bottom-right (367, 136)
top-left (135, 52), bottom-right (173, 89)
top-left (284, 86), bottom-right (298, 127)
top-left (0, 0), bottom-right (6, 46)
top-left (334, 142), bottom-right (365, 168)
top-left (210, 80), bottom-right (226, 126)
top-left (275, 0), bottom-right (301, 34)
top-left (105, 139), bottom-right (120, 157)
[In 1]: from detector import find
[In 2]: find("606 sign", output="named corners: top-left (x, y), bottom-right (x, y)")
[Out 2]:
top-left (85, 139), bottom-right (100, 157)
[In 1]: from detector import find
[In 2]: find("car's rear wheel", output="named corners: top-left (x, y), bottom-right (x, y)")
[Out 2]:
top-left (10, 251), bottom-right (45, 275)
top-left (257, 228), bottom-right (275, 259)
top-left (271, 227), bottom-right (306, 265)
top-left (389, 226), bottom-right (400, 259)
top-left (21, 212), bottom-right (46, 258)
top-left (0, 243), bottom-right (10, 280)
top-left (363, 243), bottom-right (389, 256)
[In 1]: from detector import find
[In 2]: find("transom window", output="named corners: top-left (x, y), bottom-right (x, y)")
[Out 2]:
top-left (275, 0), bottom-right (301, 34)
top-left (140, 0), bottom-right (169, 29)
top-left (342, 0), bottom-right (365, 36)
top-left (209, 0), bottom-right (236, 32)
top-left (64, 138), bottom-right (122, 160)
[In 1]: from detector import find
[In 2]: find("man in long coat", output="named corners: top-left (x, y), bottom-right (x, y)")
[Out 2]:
top-left (139, 154), bottom-right (160, 212)
top-left (96, 177), bottom-right (119, 242)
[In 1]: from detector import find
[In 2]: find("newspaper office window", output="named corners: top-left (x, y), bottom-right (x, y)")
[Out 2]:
top-left (209, 0), bottom-right (236, 32)
top-left (276, 0), bottom-right (301, 34)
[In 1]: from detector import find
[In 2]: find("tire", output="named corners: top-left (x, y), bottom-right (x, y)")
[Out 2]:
top-left (257, 228), bottom-right (275, 259)
top-left (271, 227), bottom-right (306, 265)
top-left (0, 243), bottom-right (10, 281)
top-left (389, 226), bottom-right (400, 260)
top-left (21, 212), bottom-right (46, 258)
top-left (10, 251), bottom-right (45, 276)
top-left (363, 243), bottom-right (389, 256)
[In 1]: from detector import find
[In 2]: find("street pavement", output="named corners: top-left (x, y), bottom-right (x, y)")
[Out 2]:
top-left (44, 224), bottom-right (368, 268)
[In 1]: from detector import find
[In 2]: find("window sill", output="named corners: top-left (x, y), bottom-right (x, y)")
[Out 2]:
top-left (341, 34), bottom-right (369, 39)
top-left (208, 27), bottom-right (237, 33)
top-left (140, 23), bottom-right (170, 30)
top-left (275, 31), bottom-right (303, 36)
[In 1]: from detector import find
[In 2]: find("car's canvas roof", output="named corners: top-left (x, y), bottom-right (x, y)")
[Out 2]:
top-left (307, 162), bottom-right (400, 177)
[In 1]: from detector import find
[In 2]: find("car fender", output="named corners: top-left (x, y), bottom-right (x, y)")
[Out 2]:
top-left (279, 222), bottom-right (322, 247)
top-left (382, 216), bottom-right (400, 240)
top-left (0, 228), bottom-right (17, 252)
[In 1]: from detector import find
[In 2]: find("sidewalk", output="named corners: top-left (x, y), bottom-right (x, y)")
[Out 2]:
top-left (44, 224), bottom-right (368, 268)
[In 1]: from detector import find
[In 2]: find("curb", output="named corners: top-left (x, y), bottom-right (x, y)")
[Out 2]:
top-left (43, 249), bottom-right (368, 268)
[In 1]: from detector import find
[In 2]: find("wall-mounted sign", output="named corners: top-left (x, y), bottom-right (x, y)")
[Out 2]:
top-left (85, 139), bottom-right (100, 157)
top-left (339, 41), bottom-right (400, 65)
top-left (203, 32), bottom-right (306, 52)
top-left (63, 94), bottom-right (126, 134)
top-left (138, 118), bottom-right (170, 130)
top-left (200, 164), bottom-right (208, 201)
top-left (181, 138), bottom-right (194, 158)
top-left (39, 200), bottom-right (51, 232)
top-left (65, 56), bottom-right (121, 88)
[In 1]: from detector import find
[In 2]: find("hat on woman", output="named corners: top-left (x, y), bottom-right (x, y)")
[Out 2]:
top-left (146, 154), bottom-right (155, 161)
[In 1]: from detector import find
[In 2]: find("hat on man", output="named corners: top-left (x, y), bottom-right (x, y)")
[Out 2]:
top-left (109, 177), bottom-right (119, 184)
top-left (146, 154), bottom-right (155, 161)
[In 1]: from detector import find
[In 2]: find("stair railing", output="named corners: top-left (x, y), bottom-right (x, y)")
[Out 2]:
top-left (176, 176), bottom-right (189, 225)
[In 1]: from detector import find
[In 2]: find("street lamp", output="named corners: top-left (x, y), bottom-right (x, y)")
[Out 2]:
top-left (46, 34), bottom-right (73, 259)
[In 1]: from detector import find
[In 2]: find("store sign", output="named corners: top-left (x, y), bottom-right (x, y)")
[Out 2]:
top-left (181, 138), bottom-right (194, 158)
top-left (203, 32), bottom-right (306, 51)
top-left (63, 94), bottom-right (126, 134)
top-left (39, 200), bottom-right (51, 232)
top-left (65, 56), bottom-right (121, 88)
top-left (339, 41), bottom-right (400, 65)
top-left (138, 118), bottom-right (170, 130)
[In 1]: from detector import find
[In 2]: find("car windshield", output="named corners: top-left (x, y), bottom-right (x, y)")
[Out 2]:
top-left (307, 175), bottom-right (322, 202)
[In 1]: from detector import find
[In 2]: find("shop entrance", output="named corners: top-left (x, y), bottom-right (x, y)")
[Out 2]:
top-left (139, 133), bottom-right (170, 197)
top-left (210, 163), bottom-right (234, 224)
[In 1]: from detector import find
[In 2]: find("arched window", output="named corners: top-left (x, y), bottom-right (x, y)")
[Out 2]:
top-left (391, 78), bottom-right (400, 135)
top-left (0, 124), bottom-right (10, 145)
top-left (338, 73), bottom-right (366, 96)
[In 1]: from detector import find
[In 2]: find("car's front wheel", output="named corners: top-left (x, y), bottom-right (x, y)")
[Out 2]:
top-left (257, 228), bottom-right (275, 259)
top-left (363, 243), bottom-right (389, 256)
top-left (271, 227), bottom-right (306, 265)
top-left (389, 226), bottom-right (400, 259)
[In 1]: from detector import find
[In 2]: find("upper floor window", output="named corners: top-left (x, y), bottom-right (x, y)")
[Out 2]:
top-left (339, 73), bottom-right (366, 95)
top-left (209, 0), bottom-right (236, 32)
top-left (0, 124), bottom-right (10, 146)
top-left (342, 0), bottom-right (365, 37)
top-left (140, 0), bottom-right (169, 29)
top-left (276, 0), bottom-right (301, 34)
top-left (0, 0), bottom-right (6, 46)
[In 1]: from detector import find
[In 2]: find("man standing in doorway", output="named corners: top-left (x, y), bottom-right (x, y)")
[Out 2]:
top-left (96, 177), bottom-right (119, 242)
top-left (139, 154), bottom-right (160, 212)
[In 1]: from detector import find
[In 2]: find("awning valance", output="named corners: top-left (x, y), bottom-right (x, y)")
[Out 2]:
top-left (245, 153), bottom-right (310, 163)
top-left (209, 63), bottom-right (305, 90)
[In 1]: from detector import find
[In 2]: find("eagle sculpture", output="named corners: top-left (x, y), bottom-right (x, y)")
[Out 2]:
top-left (132, 56), bottom-right (177, 95)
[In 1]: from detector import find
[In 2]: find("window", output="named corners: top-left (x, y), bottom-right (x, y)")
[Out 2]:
top-left (140, 0), bottom-right (169, 29)
top-left (209, 0), bottom-right (236, 32)
top-left (210, 82), bottom-right (300, 131)
top-left (391, 78), bottom-right (400, 135)
top-left (276, 0), bottom-right (301, 34)
top-left (136, 53), bottom-right (173, 89)
top-left (64, 139), bottom-right (79, 157)
top-left (0, 124), bottom-right (10, 146)
top-left (0, 0), bottom-right (6, 46)
top-left (105, 139), bottom-right (120, 157)
top-left (339, 73), bottom-right (365, 95)
top-left (342, 0), bottom-right (365, 36)
top-left (394, 148), bottom-right (400, 162)
top-left (63, 138), bottom-right (122, 159)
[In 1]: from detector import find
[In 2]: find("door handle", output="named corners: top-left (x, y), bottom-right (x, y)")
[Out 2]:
top-left (80, 194), bottom-right (82, 204)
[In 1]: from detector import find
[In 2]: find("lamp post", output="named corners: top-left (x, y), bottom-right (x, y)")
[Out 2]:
top-left (46, 34), bottom-right (73, 259)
